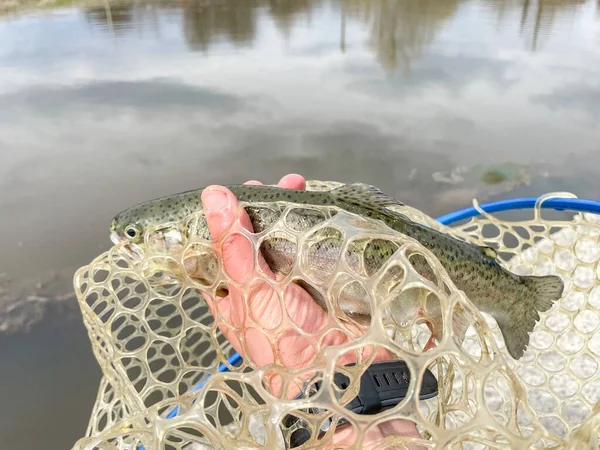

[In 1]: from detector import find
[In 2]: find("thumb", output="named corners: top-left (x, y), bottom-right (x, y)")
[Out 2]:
top-left (201, 185), bottom-right (276, 284)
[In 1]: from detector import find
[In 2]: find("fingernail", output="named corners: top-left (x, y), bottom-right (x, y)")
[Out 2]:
top-left (202, 187), bottom-right (230, 212)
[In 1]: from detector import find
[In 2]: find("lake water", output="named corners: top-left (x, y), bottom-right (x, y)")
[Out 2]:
top-left (1, 0), bottom-right (599, 448)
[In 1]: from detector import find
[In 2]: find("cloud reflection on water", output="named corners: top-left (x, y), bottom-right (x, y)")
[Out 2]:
top-left (0, 0), bottom-right (599, 327)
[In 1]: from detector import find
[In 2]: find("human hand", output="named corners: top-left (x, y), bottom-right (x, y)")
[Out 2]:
top-left (201, 174), bottom-right (423, 448)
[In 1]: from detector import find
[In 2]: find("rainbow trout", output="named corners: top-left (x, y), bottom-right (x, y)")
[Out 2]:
top-left (110, 182), bottom-right (564, 359)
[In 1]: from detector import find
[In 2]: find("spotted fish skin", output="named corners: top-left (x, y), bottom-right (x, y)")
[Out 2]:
top-left (111, 182), bottom-right (564, 360)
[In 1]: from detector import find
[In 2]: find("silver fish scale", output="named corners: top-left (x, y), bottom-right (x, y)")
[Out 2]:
top-left (243, 206), bottom-right (281, 233)
top-left (305, 227), bottom-right (344, 281)
top-left (259, 236), bottom-right (297, 277)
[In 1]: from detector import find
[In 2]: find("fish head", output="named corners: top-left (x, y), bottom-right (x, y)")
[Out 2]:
top-left (110, 214), bottom-right (144, 245)
top-left (109, 204), bottom-right (154, 259)
top-left (110, 194), bottom-right (196, 259)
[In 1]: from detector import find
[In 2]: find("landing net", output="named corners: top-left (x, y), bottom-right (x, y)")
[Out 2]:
top-left (70, 182), bottom-right (600, 450)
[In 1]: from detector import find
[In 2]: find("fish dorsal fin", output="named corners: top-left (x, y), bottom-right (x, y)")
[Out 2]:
top-left (331, 183), bottom-right (405, 208)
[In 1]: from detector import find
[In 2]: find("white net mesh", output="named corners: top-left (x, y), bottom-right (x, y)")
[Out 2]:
top-left (70, 182), bottom-right (600, 450)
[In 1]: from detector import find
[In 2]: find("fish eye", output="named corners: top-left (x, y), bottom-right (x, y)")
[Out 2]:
top-left (125, 225), bottom-right (141, 240)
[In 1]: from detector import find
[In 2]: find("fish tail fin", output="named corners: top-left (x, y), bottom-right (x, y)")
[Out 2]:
top-left (497, 274), bottom-right (564, 360)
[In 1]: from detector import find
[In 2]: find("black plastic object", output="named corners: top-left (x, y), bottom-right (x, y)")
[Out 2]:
top-left (282, 360), bottom-right (439, 448)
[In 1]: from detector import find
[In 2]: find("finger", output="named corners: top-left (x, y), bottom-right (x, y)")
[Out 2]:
top-left (244, 180), bottom-right (263, 185)
top-left (202, 185), bottom-right (246, 238)
top-left (200, 289), bottom-right (251, 359)
top-left (375, 419), bottom-right (422, 440)
top-left (367, 419), bottom-right (424, 449)
top-left (334, 344), bottom-right (395, 367)
top-left (330, 419), bottom-right (423, 448)
top-left (202, 291), bottom-right (232, 325)
top-left (202, 185), bottom-right (276, 284)
top-left (277, 173), bottom-right (306, 190)
top-left (227, 285), bottom-right (247, 328)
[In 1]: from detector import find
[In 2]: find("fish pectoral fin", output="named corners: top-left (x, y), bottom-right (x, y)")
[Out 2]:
top-left (343, 313), bottom-right (371, 327)
top-left (331, 183), bottom-right (405, 208)
top-left (422, 335), bottom-right (437, 352)
top-left (480, 246), bottom-right (498, 259)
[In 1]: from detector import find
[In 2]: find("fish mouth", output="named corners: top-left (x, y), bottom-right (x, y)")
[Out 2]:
top-left (110, 231), bottom-right (144, 260)
top-left (110, 232), bottom-right (121, 245)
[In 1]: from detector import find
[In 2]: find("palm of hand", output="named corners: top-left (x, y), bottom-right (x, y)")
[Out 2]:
top-left (201, 174), bottom-right (422, 448)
